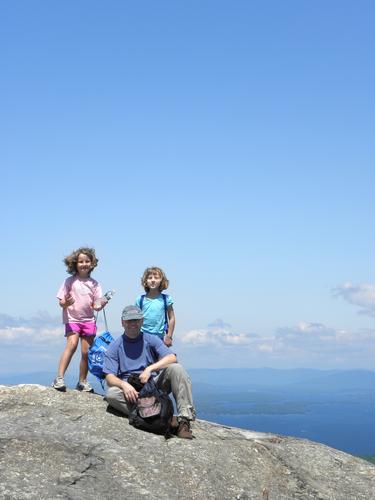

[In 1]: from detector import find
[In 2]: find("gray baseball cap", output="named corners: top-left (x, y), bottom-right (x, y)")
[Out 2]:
top-left (121, 305), bottom-right (143, 321)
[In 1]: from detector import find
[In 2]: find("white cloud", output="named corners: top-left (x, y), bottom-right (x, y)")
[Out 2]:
top-left (335, 328), bottom-right (375, 344)
top-left (276, 321), bottom-right (338, 343)
top-left (179, 318), bottom-right (375, 369)
top-left (258, 343), bottom-right (274, 353)
top-left (2, 311), bottom-right (375, 371)
top-left (180, 318), bottom-right (257, 346)
top-left (333, 282), bottom-right (375, 316)
top-left (181, 329), bottom-right (211, 345)
top-left (0, 312), bottom-right (62, 346)
top-left (0, 326), bottom-right (33, 339)
top-left (273, 321), bottom-right (375, 360)
top-left (0, 311), bottom-right (118, 374)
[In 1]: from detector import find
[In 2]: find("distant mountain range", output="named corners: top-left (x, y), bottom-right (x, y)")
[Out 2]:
top-left (1, 367), bottom-right (375, 394)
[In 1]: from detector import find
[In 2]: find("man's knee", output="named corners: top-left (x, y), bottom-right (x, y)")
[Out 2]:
top-left (165, 363), bottom-right (191, 386)
top-left (106, 386), bottom-right (124, 405)
top-left (165, 363), bottom-right (186, 377)
top-left (105, 386), bottom-right (131, 416)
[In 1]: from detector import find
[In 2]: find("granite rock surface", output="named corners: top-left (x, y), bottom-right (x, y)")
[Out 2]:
top-left (0, 384), bottom-right (374, 499)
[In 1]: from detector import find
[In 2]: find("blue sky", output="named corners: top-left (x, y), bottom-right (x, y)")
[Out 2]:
top-left (1, 1), bottom-right (375, 375)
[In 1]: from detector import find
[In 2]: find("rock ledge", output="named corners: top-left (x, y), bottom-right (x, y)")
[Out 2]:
top-left (0, 384), bottom-right (374, 499)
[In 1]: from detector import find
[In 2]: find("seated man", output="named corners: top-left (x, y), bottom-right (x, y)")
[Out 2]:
top-left (103, 305), bottom-right (195, 439)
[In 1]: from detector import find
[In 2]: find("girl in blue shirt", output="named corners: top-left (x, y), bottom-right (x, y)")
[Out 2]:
top-left (135, 267), bottom-right (175, 346)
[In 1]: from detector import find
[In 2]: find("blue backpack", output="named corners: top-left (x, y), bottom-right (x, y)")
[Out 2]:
top-left (139, 293), bottom-right (169, 333)
top-left (88, 309), bottom-right (114, 388)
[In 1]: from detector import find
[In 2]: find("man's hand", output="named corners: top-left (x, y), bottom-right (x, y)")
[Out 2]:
top-left (139, 366), bottom-right (152, 384)
top-left (122, 381), bottom-right (139, 403)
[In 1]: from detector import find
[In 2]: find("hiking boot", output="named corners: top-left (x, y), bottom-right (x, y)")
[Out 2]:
top-left (177, 417), bottom-right (193, 439)
top-left (76, 380), bottom-right (94, 393)
top-left (171, 416), bottom-right (179, 429)
top-left (52, 376), bottom-right (66, 392)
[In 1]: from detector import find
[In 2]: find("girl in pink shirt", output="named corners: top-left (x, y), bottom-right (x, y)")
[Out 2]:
top-left (52, 247), bottom-right (106, 393)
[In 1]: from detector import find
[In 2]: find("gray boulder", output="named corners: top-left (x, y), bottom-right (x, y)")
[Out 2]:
top-left (0, 384), bottom-right (374, 499)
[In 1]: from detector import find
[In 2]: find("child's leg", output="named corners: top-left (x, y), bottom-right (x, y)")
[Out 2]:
top-left (57, 333), bottom-right (80, 377)
top-left (79, 335), bottom-right (95, 382)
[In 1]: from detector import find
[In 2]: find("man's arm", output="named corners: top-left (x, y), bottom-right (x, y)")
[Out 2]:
top-left (105, 373), bottom-right (139, 404)
top-left (105, 351), bottom-right (177, 400)
top-left (103, 338), bottom-right (139, 404)
top-left (139, 353), bottom-right (177, 384)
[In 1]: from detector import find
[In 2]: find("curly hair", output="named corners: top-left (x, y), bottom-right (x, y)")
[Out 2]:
top-left (141, 267), bottom-right (169, 292)
top-left (63, 247), bottom-right (99, 275)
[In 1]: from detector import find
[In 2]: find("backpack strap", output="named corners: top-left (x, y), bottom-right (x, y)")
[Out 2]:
top-left (162, 294), bottom-right (168, 332)
top-left (140, 294), bottom-right (146, 310)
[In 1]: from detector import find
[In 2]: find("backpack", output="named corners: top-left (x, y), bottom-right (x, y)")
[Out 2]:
top-left (139, 293), bottom-right (169, 333)
top-left (88, 309), bottom-right (114, 388)
top-left (127, 375), bottom-right (174, 438)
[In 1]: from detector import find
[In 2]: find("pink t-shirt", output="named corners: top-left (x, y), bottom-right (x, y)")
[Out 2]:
top-left (57, 275), bottom-right (102, 324)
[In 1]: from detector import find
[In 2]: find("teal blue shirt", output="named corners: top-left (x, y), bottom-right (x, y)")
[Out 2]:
top-left (135, 293), bottom-right (173, 339)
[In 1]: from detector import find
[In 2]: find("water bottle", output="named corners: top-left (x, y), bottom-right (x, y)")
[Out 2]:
top-left (95, 290), bottom-right (115, 308)
top-left (104, 290), bottom-right (116, 301)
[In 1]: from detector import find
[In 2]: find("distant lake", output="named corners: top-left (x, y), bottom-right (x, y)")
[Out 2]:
top-left (190, 368), bottom-right (375, 457)
top-left (198, 399), bottom-right (375, 456)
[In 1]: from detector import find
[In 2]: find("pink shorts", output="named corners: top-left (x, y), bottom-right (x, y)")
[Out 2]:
top-left (65, 321), bottom-right (97, 337)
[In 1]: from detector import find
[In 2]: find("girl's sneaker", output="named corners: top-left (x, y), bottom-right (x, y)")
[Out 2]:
top-left (52, 376), bottom-right (66, 392)
top-left (76, 380), bottom-right (94, 393)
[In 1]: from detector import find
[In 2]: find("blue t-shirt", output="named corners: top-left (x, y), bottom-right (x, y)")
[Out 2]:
top-left (135, 293), bottom-right (173, 338)
top-left (103, 332), bottom-right (175, 381)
